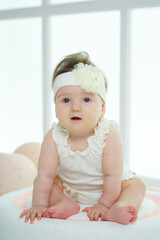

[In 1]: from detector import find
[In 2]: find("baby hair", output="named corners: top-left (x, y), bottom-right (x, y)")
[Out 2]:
top-left (52, 52), bottom-right (107, 90)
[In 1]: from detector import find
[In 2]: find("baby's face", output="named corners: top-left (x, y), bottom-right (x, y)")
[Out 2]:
top-left (55, 85), bottom-right (105, 137)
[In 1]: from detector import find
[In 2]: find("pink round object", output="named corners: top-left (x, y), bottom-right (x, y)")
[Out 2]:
top-left (0, 153), bottom-right (37, 195)
top-left (14, 142), bottom-right (41, 168)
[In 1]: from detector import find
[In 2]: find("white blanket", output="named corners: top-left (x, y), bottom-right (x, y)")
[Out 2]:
top-left (0, 186), bottom-right (160, 240)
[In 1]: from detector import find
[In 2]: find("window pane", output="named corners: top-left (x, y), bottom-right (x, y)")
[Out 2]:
top-left (50, 11), bottom-right (120, 122)
top-left (50, 0), bottom-right (93, 4)
top-left (130, 8), bottom-right (160, 179)
top-left (0, 0), bottom-right (41, 10)
top-left (0, 18), bottom-right (43, 153)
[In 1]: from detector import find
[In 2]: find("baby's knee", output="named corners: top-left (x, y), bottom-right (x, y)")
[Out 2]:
top-left (132, 178), bottom-right (146, 190)
top-left (136, 178), bottom-right (146, 193)
top-left (122, 177), bottom-right (146, 192)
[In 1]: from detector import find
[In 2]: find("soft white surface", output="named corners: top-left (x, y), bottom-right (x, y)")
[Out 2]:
top-left (0, 187), bottom-right (160, 240)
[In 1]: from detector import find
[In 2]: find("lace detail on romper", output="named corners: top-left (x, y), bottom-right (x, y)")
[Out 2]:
top-left (51, 118), bottom-right (118, 156)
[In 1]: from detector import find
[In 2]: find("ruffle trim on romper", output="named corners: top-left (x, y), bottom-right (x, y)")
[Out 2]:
top-left (51, 118), bottom-right (118, 157)
top-left (51, 122), bottom-right (69, 147)
top-left (52, 122), bottom-right (89, 156)
top-left (94, 119), bottom-right (118, 143)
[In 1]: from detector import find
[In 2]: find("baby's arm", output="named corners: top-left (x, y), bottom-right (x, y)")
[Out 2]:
top-left (19, 129), bottom-right (59, 223)
top-left (99, 125), bottom-right (123, 208)
top-left (84, 125), bottom-right (123, 221)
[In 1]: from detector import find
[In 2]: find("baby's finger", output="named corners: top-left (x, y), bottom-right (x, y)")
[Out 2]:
top-left (93, 212), bottom-right (100, 221)
top-left (37, 211), bottom-right (42, 221)
top-left (30, 213), bottom-right (37, 224)
top-left (82, 207), bottom-right (90, 212)
top-left (101, 213), bottom-right (104, 221)
top-left (19, 210), bottom-right (28, 219)
top-left (44, 209), bottom-right (50, 218)
top-left (88, 211), bottom-right (95, 221)
top-left (25, 212), bottom-right (31, 223)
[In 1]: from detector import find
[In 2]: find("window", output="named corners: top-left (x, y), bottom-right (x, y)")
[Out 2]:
top-left (129, 8), bottom-right (160, 179)
top-left (0, 18), bottom-right (43, 152)
top-left (50, 0), bottom-right (93, 4)
top-left (0, 0), bottom-right (41, 10)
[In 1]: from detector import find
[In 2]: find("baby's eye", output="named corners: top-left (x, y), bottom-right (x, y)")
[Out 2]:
top-left (62, 98), bottom-right (70, 103)
top-left (84, 97), bottom-right (91, 102)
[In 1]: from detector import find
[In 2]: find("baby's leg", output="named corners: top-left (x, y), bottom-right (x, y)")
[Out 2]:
top-left (44, 177), bottom-right (80, 219)
top-left (103, 178), bottom-right (146, 224)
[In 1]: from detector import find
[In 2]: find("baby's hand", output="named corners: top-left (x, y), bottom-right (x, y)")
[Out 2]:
top-left (82, 203), bottom-right (108, 221)
top-left (19, 206), bottom-right (47, 224)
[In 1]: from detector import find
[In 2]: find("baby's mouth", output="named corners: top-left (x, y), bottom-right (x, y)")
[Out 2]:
top-left (71, 117), bottom-right (82, 121)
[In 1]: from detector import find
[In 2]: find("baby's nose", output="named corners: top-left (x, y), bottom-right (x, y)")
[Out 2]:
top-left (71, 101), bottom-right (81, 112)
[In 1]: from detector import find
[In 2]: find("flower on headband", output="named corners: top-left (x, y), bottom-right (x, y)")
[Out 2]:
top-left (72, 63), bottom-right (105, 96)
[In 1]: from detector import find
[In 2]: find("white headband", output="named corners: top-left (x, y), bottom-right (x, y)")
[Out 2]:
top-left (53, 63), bottom-right (106, 102)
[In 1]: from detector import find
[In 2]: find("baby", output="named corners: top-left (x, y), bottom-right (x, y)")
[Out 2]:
top-left (20, 52), bottom-right (146, 224)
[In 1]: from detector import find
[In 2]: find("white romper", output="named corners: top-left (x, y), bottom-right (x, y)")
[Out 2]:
top-left (52, 118), bottom-right (136, 205)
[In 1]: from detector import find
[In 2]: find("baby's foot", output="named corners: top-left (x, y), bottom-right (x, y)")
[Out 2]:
top-left (44, 197), bottom-right (80, 219)
top-left (103, 205), bottom-right (138, 225)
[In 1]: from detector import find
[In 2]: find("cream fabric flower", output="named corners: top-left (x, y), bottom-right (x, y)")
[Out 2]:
top-left (72, 63), bottom-right (106, 97)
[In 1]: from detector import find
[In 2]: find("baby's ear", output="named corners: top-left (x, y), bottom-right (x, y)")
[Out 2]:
top-left (101, 102), bottom-right (105, 118)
